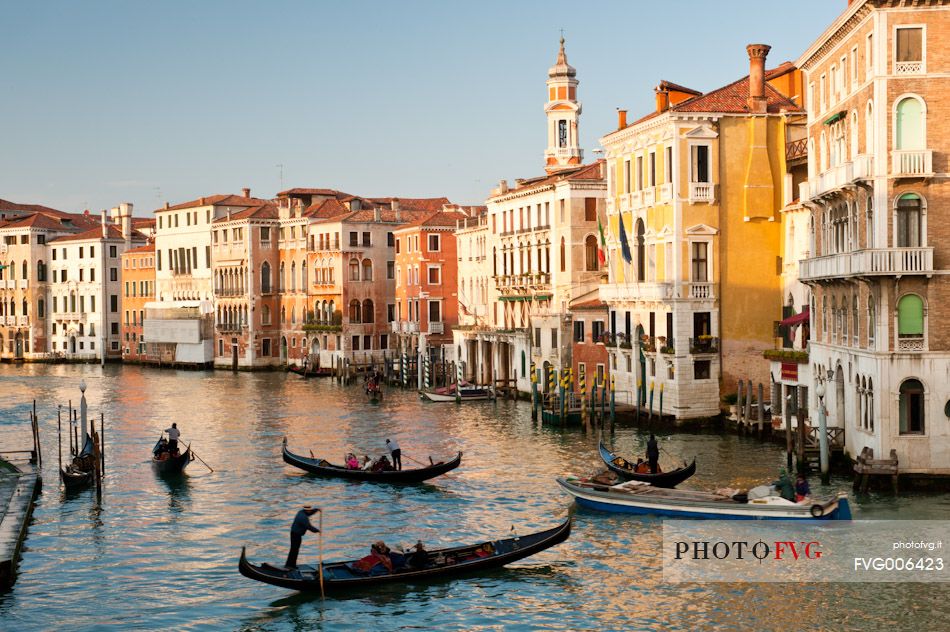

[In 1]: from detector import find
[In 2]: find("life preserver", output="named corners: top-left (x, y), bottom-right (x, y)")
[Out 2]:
top-left (809, 504), bottom-right (824, 518)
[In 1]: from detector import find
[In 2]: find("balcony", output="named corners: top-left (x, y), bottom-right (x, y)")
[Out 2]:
top-left (687, 282), bottom-right (715, 299)
top-left (689, 182), bottom-right (715, 203)
top-left (897, 337), bottom-right (924, 352)
top-left (786, 138), bottom-right (807, 162)
top-left (891, 150), bottom-right (932, 177)
top-left (428, 322), bottom-right (444, 335)
top-left (642, 187), bottom-right (656, 207)
top-left (600, 282), bottom-right (673, 303)
top-left (799, 247), bottom-right (934, 281)
top-left (805, 155), bottom-right (873, 201)
top-left (402, 321), bottom-right (419, 334)
top-left (894, 60), bottom-right (923, 75)
top-left (689, 336), bottom-right (719, 354)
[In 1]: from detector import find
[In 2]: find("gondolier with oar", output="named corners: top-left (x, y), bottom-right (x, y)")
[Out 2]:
top-left (646, 433), bottom-right (659, 474)
top-left (165, 423), bottom-right (181, 455)
top-left (386, 438), bottom-right (402, 471)
top-left (286, 505), bottom-right (321, 569)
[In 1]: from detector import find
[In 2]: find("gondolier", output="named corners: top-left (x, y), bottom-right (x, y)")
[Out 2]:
top-left (646, 433), bottom-right (659, 474)
top-left (386, 438), bottom-right (402, 471)
top-left (165, 423), bottom-right (181, 454)
top-left (286, 505), bottom-right (321, 569)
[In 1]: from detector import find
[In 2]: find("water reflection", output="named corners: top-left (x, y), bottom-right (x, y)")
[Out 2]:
top-left (0, 363), bottom-right (948, 631)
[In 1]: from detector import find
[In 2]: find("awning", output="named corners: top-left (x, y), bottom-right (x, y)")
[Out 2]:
top-left (779, 308), bottom-right (810, 327)
top-left (823, 111), bottom-right (845, 125)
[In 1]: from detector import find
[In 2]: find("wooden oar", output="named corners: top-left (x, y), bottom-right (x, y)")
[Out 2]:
top-left (404, 453), bottom-right (458, 480)
top-left (318, 510), bottom-right (325, 600)
top-left (190, 447), bottom-right (214, 473)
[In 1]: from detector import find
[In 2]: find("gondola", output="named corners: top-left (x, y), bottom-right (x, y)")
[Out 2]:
top-left (288, 365), bottom-right (320, 378)
top-left (239, 517), bottom-right (571, 593)
top-left (366, 387), bottom-right (383, 404)
top-left (282, 438), bottom-right (462, 483)
top-left (420, 382), bottom-right (494, 402)
top-left (61, 433), bottom-right (96, 489)
top-left (151, 435), bottom-right (193, 476)
top-left (598, 440), bottom-right (696, 488)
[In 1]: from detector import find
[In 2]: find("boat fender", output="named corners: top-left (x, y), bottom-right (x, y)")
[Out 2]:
top-left (809, 504), bottom-right (824, 518)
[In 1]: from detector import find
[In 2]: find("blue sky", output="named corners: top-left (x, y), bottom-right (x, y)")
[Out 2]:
top-left (0, 0), bottom-right (843, 214)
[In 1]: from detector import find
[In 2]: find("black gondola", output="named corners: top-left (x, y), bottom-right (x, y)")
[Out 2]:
top-left (282, 438), bottom-right (461, 483)
top-left (598, 440), bottom-right (696, 488)
top-left (61, 433), bottom-right (96, 489)
top-left (152, 435), bottom-right (192, 476)
top-left (288, 365), bottom-right (320, 378)
top-left (239, 517), bottom-right (571, 593)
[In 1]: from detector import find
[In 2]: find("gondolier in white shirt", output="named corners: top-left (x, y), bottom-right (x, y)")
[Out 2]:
top-left (386, 438), bottom-right (402, 470)
top-left (165, 423), bottom-right (181, 454)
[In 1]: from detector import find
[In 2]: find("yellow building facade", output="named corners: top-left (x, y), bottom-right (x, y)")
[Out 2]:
top-left (600, 45), bottom-right (803, 419)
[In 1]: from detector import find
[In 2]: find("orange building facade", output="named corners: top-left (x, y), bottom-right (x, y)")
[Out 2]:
top-left (120, 244), bottom-right (155, 362)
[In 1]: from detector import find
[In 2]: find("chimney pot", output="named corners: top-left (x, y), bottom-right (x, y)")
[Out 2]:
top-left (242, 187), bottom-right (251, 198)
top-left (746, 43), bottom-right (771, 114)
top-left (655, 88), bottom-right (670, 113)
top-left (164, 201), bottom-right (170, 210)
top-left (617, 109), bottom-right (627, 129)
top-left (200, 197), bottom-right (206, 205)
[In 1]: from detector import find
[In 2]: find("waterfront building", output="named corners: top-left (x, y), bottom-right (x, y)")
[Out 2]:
top-left (569, 298), bottom-right (610, 394)
top-left (453, 38), bottom-right (606, 394)
top-left (47, 205), bottom-right (145, 361)
top-left (454, 210), bottom-right (491, 332)
top-left (150, 189), bottom-right (267, 366)
top-left (392, 209), bottom-right (467, 374)
top-left (599, 45), bottom-right (803, 420)
top-left (210, 201), bottom-right (280, 369)
top-left (796, 0), bottom-right (950, 474)
top-left (120, 244), bottom-right (155, 362)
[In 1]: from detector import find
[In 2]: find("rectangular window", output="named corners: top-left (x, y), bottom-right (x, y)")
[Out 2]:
top-left (262, 338), bottom-right (271, 356)
top-left (110, 268), bottom-right (117, 282)
top-left (573, 320), bottom-right (585, 343)
top-left (665, 146), bottom-right (673, 183)
top-left (819, 74), bottom-right (826, 111)
top-left (694, 360), bottom-right (711, 380)
top-left (648, 151), bottom-right (656, 187)
top-left (690, 145), bottom-right (710, 183)
top-left (206, 245), bottom-right (211, 268)
top-left (551, 328), bottom-right (558, 348)
top-left (111, 322), bottom-right (119, 334)
top-left (387, 304), bottom-right (395, 322)
top-left (91, 296), bottom-right (95, 312)
top-left (387, 232), bottom-right (395, 247)
top-left (192, 247), bottom-right (198, 270)
top-left (592, 320), bottom-right (605, 342)
top-left (636, 156), bottom-right (644, 190)
top-left (387, 261), bottom-right (395, 279)
top-left (428, 300), bottom-right (441, 323)
top-left (866, 33), bottom-right (874, 72)
top-left (110, 245), bottom-right (117, 257)
top-left (260, 227), bottom-right (270, 242)
top-left (79, 246), bottom-right (84, 258)
top-left (53, 249), bottom-right (57, 260)
top-left (352, 335), bottom-right (360, 351)
top-left (535, 327), bottom-right (542, 347)
top-left (110, 295), bottom-right (118, 312)
top-left (584, 198), bottom-right (596, 222)
top-left (691, 242), bottom-right (708, 282)
top-left (427, 266), bottom-right (441, 285)
top-left (427, 234), bottom-right (440, 252)
top-left (896, 27), bottom-right (923, 62)
top-left (624, 159), bottom-right (631, 193)
top-left (349, 232), bottom-right (358, 246)
top-left (850, 47), bottom-right (858, 85)
top-left (362, 232), bottom-right (370, 247)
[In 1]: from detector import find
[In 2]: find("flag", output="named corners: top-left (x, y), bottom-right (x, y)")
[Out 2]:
top-left (618, 214), bottom-right (632, 264)
top-left (597, 216), bottom-right (607, 267)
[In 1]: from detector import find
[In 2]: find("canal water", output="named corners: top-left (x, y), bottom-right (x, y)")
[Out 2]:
top-left (0, 364), bottom-right (948, 631)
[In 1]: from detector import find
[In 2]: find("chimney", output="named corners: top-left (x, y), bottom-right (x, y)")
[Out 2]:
top-left (200, 196), bottom-right (206, 205)
top-left (242, 187), bottom-right (251, 198)
top-left (617, 109), bottom-right (627, 129)
top-left (119, 202), bottom-right (133, 246)
top-left (101, 211), bottom-right (108, 238)
top-left (374, 206), bottom-right (381, 222)
top-left (164, 201), bottom-right (170, 210)
top-left (655, 87), bottom-right (670, 113)
top-left (294, 199), bottom-right (302, 218)
top-left (499, 180), bottom-right (508, 194)
top-left (391, 198), bottom-right (400, 221)
top-left (746, 43), bottom-right (771, 114)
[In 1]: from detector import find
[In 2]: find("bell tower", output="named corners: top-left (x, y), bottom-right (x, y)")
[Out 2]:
top-left (544, 37), bottom-right (583, 173)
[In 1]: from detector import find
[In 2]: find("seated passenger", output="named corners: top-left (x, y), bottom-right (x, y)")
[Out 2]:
top-left (361, 455), bottom-right (373, 470)
top-left (351, 541), bottom-right (394, 575)
top-left (407, 541), bottom-right (429, 569)
top-left (345, 453), bottom-right (360, 470)
top-left (634, 458), bottom-right (650, 474)
top-left (373, 455), bottom-right (395, 471)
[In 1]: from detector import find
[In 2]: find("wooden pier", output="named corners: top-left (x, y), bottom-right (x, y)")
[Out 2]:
top-left (853, 447), bottom-right (899, 493)
top-left (0, 408), bottom-right (43, 589)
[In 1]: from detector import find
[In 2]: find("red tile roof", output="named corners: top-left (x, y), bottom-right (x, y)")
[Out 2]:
top-left (395, 210), bottom-right (469, 231)
top-left (124, 243), bottom-right (156, 255)
top-left (570, 299), bottom-right (607, 311)
top-left (657, 80), bottom-right (702, 95)
top-left (670, 75), bottom-right (802, 114)
top-left (277, 187), bottom-right (351, 198)
top-left (212, 203), bottom-right (279, 223)
top-left (132, 217), bottom-right (156, 228)
top-left (48, 225), bottom-right (146, 243)
top-left (366, 197), bottom-right (452, 212)
top-left (765, 61), bottom-right (796, 80)
top-left (0, 213), bottom-right (69, 230)
top-left (156, 194), bottom-right (271, 213)
top-left (0, 198), bottom-right (65, 216)
top-left (501, 160), bottom-right (605, 197)
top-left (304, 198), bottom-right (350, 219)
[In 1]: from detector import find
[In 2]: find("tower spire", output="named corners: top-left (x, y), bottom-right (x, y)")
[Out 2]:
top-left (544, 37), bottom-right (582, 173)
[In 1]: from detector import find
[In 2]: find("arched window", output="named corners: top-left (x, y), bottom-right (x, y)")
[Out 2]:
top-left (896, 193), bottom-right (922, 247)
top-left (850, 111), bottom-right (859, 159)
top-left (819, 130), bottom-right (827, 172)
top-left (279, 262), bottom-right (286, 291)
top-left (301, 261), bottom-right (307, 289)
top-left (865, 100), bottom-right (874, 156)
top-left (281, 306), bottom-right (286, 324)
top-left (349, 299), bottom-right (362, 323)
top-left (362, 299), bottom-right (374, 323)
top-left (897, 294), bottom-right (924, 345)
top-left (895, 97), bottom-right (924, 150)
top-left (291, 306), bottom-right (296, 325)
top-left (290, 262), bottom-right (296, 291)
top-left (261, 304), bottom-right (271, 325)
top-left (899, 378), bottom-right (925, 434)
top-left (852, 295), bottom-right (858, 343)
top-left (866, 195), bottom-right (874, 248)
top-left (362, 259), bottom-right (373, 281)
top-left (559, 237), bottom-right (566, 272)
top-left (37, 261), bottom-right (46, 282)
top-left (22, 299), bottom-right (27, 317)
top-left (349, 258), bottom-right (360, 281)
top-left (807, 138), bottom-right (816, 179)
top-left (868, 295), bottom-right (876, 346)
top-left (21, 260), bottom-right (27, 280)
top-left (636, 219), bottom-right (645, 282)
top-left (261, 262), bottom-right (271, 293)
top-left (37, 299), bottom-right (44, 319)
top-left (584, 235), bottom-right (599, 271)
top-left (492, 247), bottom-right (497, 276)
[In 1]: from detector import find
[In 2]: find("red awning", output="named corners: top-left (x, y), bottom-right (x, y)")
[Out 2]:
top-left (779, 308), bottom-right (810, 327)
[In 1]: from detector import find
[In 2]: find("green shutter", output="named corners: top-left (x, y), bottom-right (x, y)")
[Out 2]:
top-left (898, 295), bottom-right (924, 336)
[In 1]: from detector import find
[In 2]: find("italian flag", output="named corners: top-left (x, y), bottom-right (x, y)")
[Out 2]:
top-left (597, 216), bottom-right (607, 266)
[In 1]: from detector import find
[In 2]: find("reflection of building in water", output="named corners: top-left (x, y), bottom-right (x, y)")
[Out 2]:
top-left (143, 300), bottom-right (214, 367)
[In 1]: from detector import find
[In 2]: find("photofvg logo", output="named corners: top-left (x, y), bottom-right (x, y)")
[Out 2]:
top-left (662, 521), bottom-right (950, 583)
top-left (674, 539), bottom-right (822, 562)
